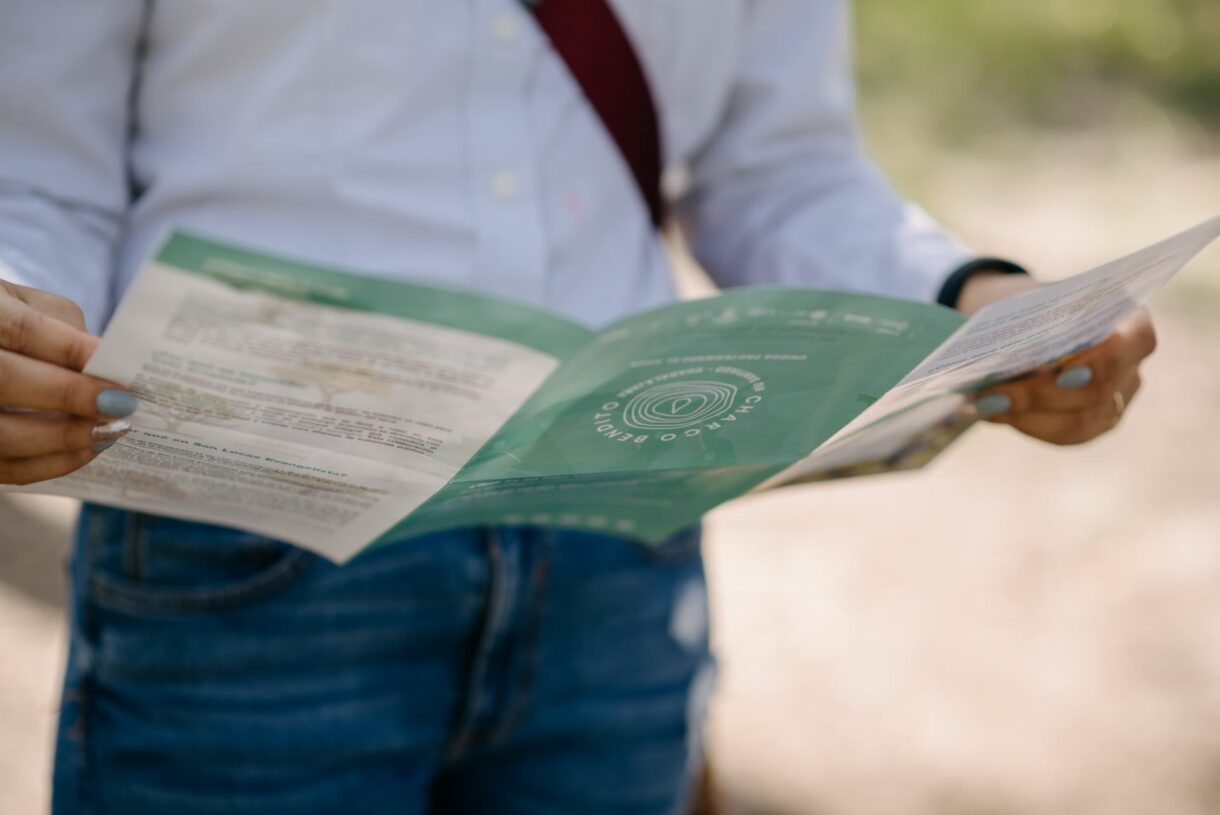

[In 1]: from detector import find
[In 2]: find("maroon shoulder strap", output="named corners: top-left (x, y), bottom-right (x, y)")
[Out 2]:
top-left (528, 0), bottom-right (666, 227)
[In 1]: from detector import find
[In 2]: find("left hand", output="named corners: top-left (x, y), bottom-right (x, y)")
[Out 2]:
top-left (957, 272), bottom-right (1158, 446)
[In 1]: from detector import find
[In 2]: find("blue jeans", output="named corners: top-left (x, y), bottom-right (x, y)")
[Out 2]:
top-left (53, 505), bottom-right (714, 814)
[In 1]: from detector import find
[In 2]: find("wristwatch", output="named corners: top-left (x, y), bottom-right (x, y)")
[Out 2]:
top-left (937, 257), bottom-right (1031, 309)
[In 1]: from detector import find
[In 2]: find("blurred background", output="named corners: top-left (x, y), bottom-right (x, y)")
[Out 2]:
top-left (3, 2), bottom-right (1219, 812)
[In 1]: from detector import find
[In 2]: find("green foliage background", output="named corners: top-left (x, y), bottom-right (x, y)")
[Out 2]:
top-left (855, 1), bottom-right (1220, 142)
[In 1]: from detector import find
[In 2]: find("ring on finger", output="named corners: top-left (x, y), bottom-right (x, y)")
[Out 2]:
top-left (92, 419), bottom-right (132, 443)
top-left (1109, 391), bottom-right (1126, 427)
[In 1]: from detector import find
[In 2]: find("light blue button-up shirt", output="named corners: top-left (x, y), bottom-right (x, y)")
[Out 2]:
top-left (0, 0), bottom-right (972, 333)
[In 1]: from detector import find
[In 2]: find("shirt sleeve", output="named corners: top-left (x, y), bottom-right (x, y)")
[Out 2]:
top-left (0, 1), bottom-right (146, 333)
top-left (678, 0), bottom-right (974, 304)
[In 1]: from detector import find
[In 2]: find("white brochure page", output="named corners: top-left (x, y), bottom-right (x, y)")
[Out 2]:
top-left (900, 214), bottom-right (1220, 390)
top-left (768, 214), bottom-right (1220, 485)
top-left (16, 264), bottom-right (559, 563)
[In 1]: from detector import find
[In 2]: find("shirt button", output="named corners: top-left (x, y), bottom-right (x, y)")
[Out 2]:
top-left (491, 172), bottom-right (519, 200)
top-left (493, 15), bottom-right (518, 43)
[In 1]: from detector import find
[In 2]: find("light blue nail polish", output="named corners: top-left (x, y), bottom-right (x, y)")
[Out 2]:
top-left (976, 393), bottom-right (1013, 419)
top-left (1056, 366), bottom-right (1094, 390)
top-left (93, 443), bottom-right (115, 454)
top-left (96, 389), bottom-right (138, 418)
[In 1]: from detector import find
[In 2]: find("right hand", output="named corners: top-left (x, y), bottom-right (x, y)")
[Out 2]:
top-left (0, 280), bottom-right (135, 485)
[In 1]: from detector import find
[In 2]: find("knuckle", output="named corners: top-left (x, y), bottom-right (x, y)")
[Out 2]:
top-left (1081, 379), bottom-right (1113, 405)
top-left (61, 376), bottom-right (95, 416)
top-left (1008, 419), bottom-right (1040, 439)
top-left (1142, 324), bottom-right (1159, 356)
top-left (1088, 362), bottom-right (1119, 392)
top-left (62, 332), bottom-right (93, 371)
top-left (1046, 417), bottom-right (1099, 446)
top-left (1009, 415), bottom-right (1047, 438)
top-left (1068, 412), bottom-right (1096, 438)
top-left (57, 298), bottom-right (87, 327)
top-left (1039, 375), bottom-right (1071, 400)
top-left (63, 420), bottom-right (89, 452)
top-left (39, 293), bottom-right (87, 327)
top-left (0, 354), bottom-right (13, 394)
top-left (1098, 359), bottom-right (1123, 383)
top-left (1001, 385), bottom-right (1032, 414)
top-left (2, 464), bottom-right (35, 487)
top-left (0, 308), bottom-right (37, 355)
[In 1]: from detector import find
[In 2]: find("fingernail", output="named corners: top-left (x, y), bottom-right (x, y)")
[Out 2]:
top-left (1056, 366), bottom-right (1094, 390)
top-left (92, 420), bottom-right (132, 443)
top-left (93, 443), bottom-right (115, 454)
top-left (96, 390), bottom-right (138, 418)
top-left (976, 393), bottom-right (1013, 419)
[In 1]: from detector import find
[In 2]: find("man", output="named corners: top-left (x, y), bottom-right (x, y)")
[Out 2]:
top-left (0, 2), bottom-right (1154, 813)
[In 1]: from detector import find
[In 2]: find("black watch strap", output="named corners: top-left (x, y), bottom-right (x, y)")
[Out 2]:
top-left (937, 258), bottom-right (1030, 309)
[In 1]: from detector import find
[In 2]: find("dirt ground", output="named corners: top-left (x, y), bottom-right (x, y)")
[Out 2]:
top-left (2, 136), bottom-right (1219, 814)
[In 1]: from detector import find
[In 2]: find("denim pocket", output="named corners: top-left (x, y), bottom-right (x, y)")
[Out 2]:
top-left (85, 507), bottom-right (315, 616)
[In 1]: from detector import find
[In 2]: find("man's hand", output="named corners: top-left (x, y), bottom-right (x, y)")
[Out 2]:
top-left (0, 280), bottom-right (135, 485)
top-left (957, 271), bottom-right (1157, 446)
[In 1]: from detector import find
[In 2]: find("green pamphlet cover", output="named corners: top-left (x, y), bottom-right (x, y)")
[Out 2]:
top-left (14, 216), bottom-right (1219, 563)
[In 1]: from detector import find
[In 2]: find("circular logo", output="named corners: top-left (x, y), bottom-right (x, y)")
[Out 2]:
top-left (621, 381), bottom-right (739, 430)
top-left (592, 366), bottom-right (766, 446)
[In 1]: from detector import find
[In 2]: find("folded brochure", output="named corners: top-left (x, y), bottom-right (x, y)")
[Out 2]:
top-left (13, 216), bottom-right (1219, 562)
